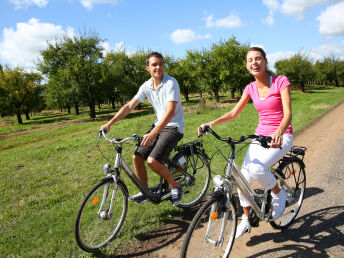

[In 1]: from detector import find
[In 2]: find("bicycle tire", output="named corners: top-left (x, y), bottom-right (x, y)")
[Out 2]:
top-left (74, 177), bottom-right (128, 252)
top-left (270, 157), bottom-right (306, 229)
top-left (180, 195), bottom-right (237, 258)
top-left (170, 151), bottom-right (211, 208)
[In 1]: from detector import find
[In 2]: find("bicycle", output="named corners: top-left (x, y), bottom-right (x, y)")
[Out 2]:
top-left (181, 125), bottom-right (306, 258)
top-left (74, 129), bottom-right (211, 253)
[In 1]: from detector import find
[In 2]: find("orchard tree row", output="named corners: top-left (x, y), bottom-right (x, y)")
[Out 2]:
top-left (1, 30), bottom-right (344, 124)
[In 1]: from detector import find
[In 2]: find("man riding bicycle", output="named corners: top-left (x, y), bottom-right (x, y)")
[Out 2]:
top-left (100, 51), bottom-right (184, 206)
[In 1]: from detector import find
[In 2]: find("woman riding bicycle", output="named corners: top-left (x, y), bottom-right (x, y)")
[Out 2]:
top-left (199, 47), bottom-right (293, 238)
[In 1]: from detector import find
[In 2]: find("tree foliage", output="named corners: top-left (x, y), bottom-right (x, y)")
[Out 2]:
top-left (39, 30), bottom-right (104, 118)
top-left (0, 66), bottom-right (43, 124)
top-left (275, 52), bottom-right (315, 92)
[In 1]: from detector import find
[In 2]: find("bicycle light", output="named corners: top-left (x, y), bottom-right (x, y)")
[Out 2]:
top-left (213, 175), bottom-right (224, 187)
top-left (103, 163), bottom-right (111, 175)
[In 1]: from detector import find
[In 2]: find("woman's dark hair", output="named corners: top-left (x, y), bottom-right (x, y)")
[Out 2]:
top-left (146, 51), bottom-right (164, 66)
top-left (246, 47), bottom-right (267, 62)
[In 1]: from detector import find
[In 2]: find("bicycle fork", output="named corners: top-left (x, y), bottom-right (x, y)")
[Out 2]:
top-left (98, 175), bottom-right (118, 220)
top-left (204, 191), bottom-right (231, 247)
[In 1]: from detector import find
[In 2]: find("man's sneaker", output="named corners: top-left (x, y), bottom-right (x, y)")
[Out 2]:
top-left (235, 215), bottom-right (251, 239)
top-left (272, 188), bottom-right (287, 219)
top-left (171, 185), bottom-right (182, 206)
top-left (128, 192), bottom-right (148, 203)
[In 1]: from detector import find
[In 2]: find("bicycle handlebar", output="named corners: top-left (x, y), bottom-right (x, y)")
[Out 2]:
top-left (99, 129), bottom-right (142, 145)
top-left (199, 125), bottom-right (271, 148)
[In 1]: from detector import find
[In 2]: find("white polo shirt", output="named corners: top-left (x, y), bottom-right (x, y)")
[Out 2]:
top-left (134, 74), bottom-right (185, 134)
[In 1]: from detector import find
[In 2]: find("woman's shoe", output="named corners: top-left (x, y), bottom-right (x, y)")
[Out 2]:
top-left (235, 215), bottom-right (251, 238)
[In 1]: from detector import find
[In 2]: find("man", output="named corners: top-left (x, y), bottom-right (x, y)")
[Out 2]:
top-left (100, 52), bottom-right (184, 206)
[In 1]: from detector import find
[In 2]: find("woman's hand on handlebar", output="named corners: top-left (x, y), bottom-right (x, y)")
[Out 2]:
top-left (270, 132), bottom-right (283, 148)
top-left (99, 123), bottom-right (111, 136)
top-left (198, 123), bottom-right (213, 136)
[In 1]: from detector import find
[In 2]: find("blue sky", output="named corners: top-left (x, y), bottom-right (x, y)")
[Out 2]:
top-left (1, 0), bottom-right (344, 72)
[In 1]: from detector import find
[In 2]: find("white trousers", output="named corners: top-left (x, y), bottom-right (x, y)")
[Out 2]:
top-left (238, 134), bottom-right (293, 207)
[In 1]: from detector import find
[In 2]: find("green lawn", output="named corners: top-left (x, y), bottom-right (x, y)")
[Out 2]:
top-left (0, 85), bottom-right (343, 256)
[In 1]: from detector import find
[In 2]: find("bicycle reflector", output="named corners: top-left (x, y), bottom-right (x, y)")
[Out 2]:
top-left (213, 175), bottom-right (224, 187)
top-left (210, 212), bottom-right (218, 220)
top-left (92, 197), bottom-right (99, 205)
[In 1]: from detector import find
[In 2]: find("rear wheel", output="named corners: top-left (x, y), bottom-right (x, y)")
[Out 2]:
top-left (181, 195), bottom-right (237, 258)
top-left (170, 151), bottom-right (211, 208)
top-left (270, 158), bottom-right (306, 229)
top-left (74, 178), bottom-right (128, 252)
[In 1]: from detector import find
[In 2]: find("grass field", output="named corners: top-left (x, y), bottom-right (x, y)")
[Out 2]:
top-left (1, 85), bottom-right (343, 256)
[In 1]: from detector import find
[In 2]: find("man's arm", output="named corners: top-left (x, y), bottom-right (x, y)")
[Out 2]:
top-left (140, 101), bottom-right (177, 147)
top-left (100, 98), bottom-right (141, 133)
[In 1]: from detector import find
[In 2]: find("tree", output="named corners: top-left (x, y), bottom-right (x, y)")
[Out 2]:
top-left (0, 66), bottom-right (43, 124)
top-left (275, 53), bottom-right (315, 92)
top-left (102, 51), bottom-right (133, 108)
top-left (166, 58), bottom-right (197, 102)
top-left (185, 49), bottom-right (224, 102)
top-left (211, 37), bottom-right (252, 98)
top-left (39, 30), bottom-right (104, 118)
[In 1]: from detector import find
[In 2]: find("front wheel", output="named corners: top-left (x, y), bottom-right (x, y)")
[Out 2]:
top-left (270, 158), bottom-right (306, 229)
top-left (170, 151), bottom-right (211, 208)
top-left (74, 178), bottom-right (128, 252)
top-left (181, 195), bottom-right (237, 258)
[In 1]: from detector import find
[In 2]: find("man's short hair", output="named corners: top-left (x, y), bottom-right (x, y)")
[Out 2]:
top-left (146, 52), bottom-right (164, 66)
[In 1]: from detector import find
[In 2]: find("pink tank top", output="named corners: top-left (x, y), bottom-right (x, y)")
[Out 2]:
top-left (244, 75), bottom-right (293, 136)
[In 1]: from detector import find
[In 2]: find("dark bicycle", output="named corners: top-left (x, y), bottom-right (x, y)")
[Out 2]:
top-left (74, 129), bottom-right (211, 253)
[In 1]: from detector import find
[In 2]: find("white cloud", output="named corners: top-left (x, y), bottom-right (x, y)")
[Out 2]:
top-left (309, 41), bottom-right (344, 60)
top-left (262, 15), bottom-right (275, 26)
top-left (281, 0), bottom-right (341, 20)
top-left (80, 0), bottom-right (119, 10)
top-left (262, 0), bottom-right (280, 26)
top-left (205, 13), bottom-right (243, 28)
top-left (266, 51), bottom-right (295, 71)
top-left (10, 0), bottom-right (48, 9)
top-left (170, 29), bottom-right (211, 44)
top-left (0, 18), bottom-right (74, 71)
top-left (317, 2), bottom-right (344, 36)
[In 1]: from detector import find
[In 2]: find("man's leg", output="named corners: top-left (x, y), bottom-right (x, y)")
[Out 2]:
top-left (132, 155), bottom-right (148, 188)
top-left (147, 157), bottom-right (179, 188)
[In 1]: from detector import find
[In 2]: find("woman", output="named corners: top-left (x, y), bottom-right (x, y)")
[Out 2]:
top-left (199, 47), bottom-right (293, 238)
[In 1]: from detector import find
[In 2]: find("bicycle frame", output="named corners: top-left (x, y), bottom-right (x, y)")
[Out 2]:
top-left (101, 131), bottom-right (197, 205)
top-left (223, 158), bottom-right (269, 221)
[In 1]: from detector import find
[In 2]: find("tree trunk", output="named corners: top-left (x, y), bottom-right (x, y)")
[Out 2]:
top-left (185, 93), bottom-right (189, 102)
top-left (231, 89), bottom-right (235, 98)
top-left (214, 91), bottom-right (220, 103)
top-left (67, 104), bottom-right (71, 114)
top-left (98, 101), bottom-right (101, 110)
top-left (111, 98), bottom-right (115, 109)
top-left (16, 112), bottom-right (23, 124)
top-left (89, 104), bottom-right (96, 118)
top-left (74, 105), bottom-right (79, 115)
top-left (25, 110), bottom-right (30, 120)
top-left (300, 82), bottom-right (306, 93)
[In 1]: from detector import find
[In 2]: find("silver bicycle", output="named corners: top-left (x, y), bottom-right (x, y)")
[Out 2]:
top-left (181, 125), bottom-right (306, 258)
top-left (74, 129), bottom-right (211, 253)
